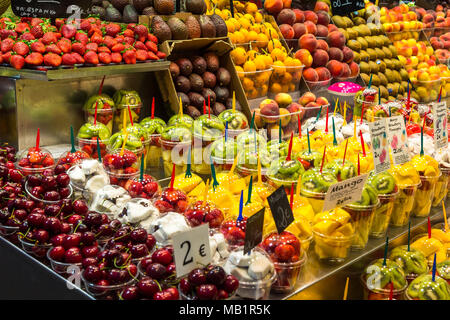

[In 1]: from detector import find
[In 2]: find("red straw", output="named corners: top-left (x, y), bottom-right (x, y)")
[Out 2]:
top-left (208, 95), bottom-right (211, 119)
top-left (325, 105), bottom-right (329, 134)
top-left (297, 114), bottom-right (301, 138)
top-left (127, 106), bottom-right (134, 126)
top-left (407, 84), bottom-right (411, 108)
top-left (320, 145), bottom-right (327, 173)
top-left (343, 139), bottom-right (349, 165)
top-left (36, 128), bottom-right (40, 151)
top-left (151, 97), bottom-right (155, 119)
top-left (389, 282), bottom-right (394, 300)
top-left (286, 132), bottom-right (294, 161)
top-left (428, 217), bottom-right (431, 239)
top-left (94, 101), bottom-right (98, 125)
top-left (203, 100), bottom-right (206, 115)
top-left (360, 130), bottom-right (366, 157)
top-left (357, 153), bottom-right (360, 176)
top-left (170, 163), bottom-right (176, 190)
top-left (99, 76), bottom-right (105, 95)
top-left (290, 183), bottom-right (294, 210)
top-left (360, 105), bottom-right (364, 125)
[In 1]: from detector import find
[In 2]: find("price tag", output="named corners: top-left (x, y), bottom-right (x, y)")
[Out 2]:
top-left (331, 0), bottom-right (365, 16)
top-left (369, 119), bottom-right (391, 174)
top-left (244, 208), bottom-right (265, 255)
top-left (267, 187), bottom-right (294, 234)
top-left (432, 101), bottom-right (448, 151)
top-left (172, 224), bottom-right (211, 278)
top-left (387, 116), bottom-right (411, 166)
top-left (12, 0), bottom-right (91, 18)
top-left (322, 174), bottom-right (369, 211)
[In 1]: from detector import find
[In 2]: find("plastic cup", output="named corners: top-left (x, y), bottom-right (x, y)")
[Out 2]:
top-left (300, 189), bottom-right (325, 215)
top-left (344, 200), bottom-right (379, 250)
top-left (411, 79), bottom-right (441, 103)
top-left (237, 164), bottom-right (268, 185)
top-left (144, 134), bottom-right (162, 168)
top-left (412, 173), bottom-right (441, 217)
top-left (18, 234), bottom-right (51, 259)
top-left (84, 107), bottom-right (115, 133)
top-left (67, 164), bottom-right (109, 203)
top-left (360, 273), bottom-right (407, 300)
top-left (25, 180), bottom-right (73, 205)
top-left (114, 103), bottom-right (142, 132)
top-left (192, 134), bottom-right (223, 176)
top-left (433, 168), bottom-right (450, 207)
top-left (354, 98), bottom-right (377, 122)
top-left (0, 223), bottom-right (19, 237)
top-left (269, 64), bottom-right (304, 95)
top-left (370, 192), bottom-right (398, 238)
top-left (236, 68), bottom-right (273, 100)
top-left (271, 251), bottom-right (307, 293)
top-left (81, 272), bottom-right (137, 297)
top-left (161, 139), bottom-right (191, 177)
top-left (304, 78), bottom-right (333, 93)
top-left (313, 229), bottom-right (353, 264)
top-left (259, 109), bottom-right (302, 141)
top-left (16, 147), bottom-right (56, 176)
top-left (46, 248), bottom-right (82, 275)
top-left (390, 183), bottom-right (420, 227)
top-left (77, 137), bottom-right (108, 160)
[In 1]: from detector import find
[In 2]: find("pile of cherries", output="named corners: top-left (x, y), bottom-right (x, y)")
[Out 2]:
top-left (76, 211), bottom-right (123, 244)
top-left (27, 171), bottom-right (72, 202)
top-left (104, 226), bottom-right (156, 261)
top-left (0, 143), bottom-right (17, 164)
top-left (154, 188), bottom-right (188, 213)
top-left (139, 247), bottom-right (176, 282)
top-left (48, 231), bottom-right (100, 265)
top-left (220, 217), bottom-right (248, 247)
top-left (179, 266), bottom-right (239, 300)
top-left (184, 200), bottom-right (224, 228)
top-left (124, 174), bottom-right (160, 199)
top-left (121, 277), bottom-right (180, 300)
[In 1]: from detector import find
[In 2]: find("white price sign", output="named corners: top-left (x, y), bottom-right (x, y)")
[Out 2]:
top-left (322, 174), bottom-right (369, 212)
top-left (369, 118), bottom-right (391, 174)
top-left (432, 101), bottom-right (448, 151)
top-left (387, 116), bottom-right (411, 166)
top-left (172, 224), bottom-right (211, 277)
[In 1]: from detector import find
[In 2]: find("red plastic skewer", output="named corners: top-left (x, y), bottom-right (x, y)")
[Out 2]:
top-left (360, 130), bottom-right (366, 157)
top-left (151, 97), bottom-right (155, 119)
top-left (98, 76), bottom-right (105, 95)
top-left (170, 163), bottom-right (176, 190)
top-left (286, 132), bottom-right (294, 161)
top-left (127, 106), bottom-right (134, 126)
top-left (36, 128), bottom-right (40, 151)
top-left (325, 105), bottom-right (329, 134)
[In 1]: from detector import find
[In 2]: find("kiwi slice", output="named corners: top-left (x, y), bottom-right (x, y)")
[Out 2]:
top-left (369, 172), bottom-right (396, 194)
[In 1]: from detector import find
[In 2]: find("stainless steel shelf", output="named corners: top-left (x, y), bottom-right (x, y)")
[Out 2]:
top-left (0, 61), bottom-right (170, 81)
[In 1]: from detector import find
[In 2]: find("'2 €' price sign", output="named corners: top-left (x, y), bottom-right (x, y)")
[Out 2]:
top-left (12, 0), bottom-right (91, 18)
top-left (267, 187), bottom-right (294, 234)
top-left (172, 224), bottom-right (211, 278)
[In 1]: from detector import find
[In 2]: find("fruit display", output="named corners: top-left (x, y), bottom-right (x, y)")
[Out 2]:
top-left (25, 172), bottom-right (72, 203)
top-left (124, 174), bottom-right (161, 199)
top-left (140, 116), bottom-right (167, 168)
top-left (406, 274), bottom-right (450, 300)
top-left (0, 16), bottom-right (165, 70)
top-left (161, 125), bottom-right (192, 176)
top-left (184, 200), bottom-right (224, 228)
top-left (56, 149), bottom-right (90, 172)
top-left (83, 94), bottom-right (115, 133)
top-left (103, 226), bottom-right (156, 261)
top-left (153, 187), bottom-right (189, 213)
top-left (77, 122), bottom-right (111, 160)
top-left (16, 147), bottom-right (55, 176)
top-left (411, 229), bottom-right (450, 265)
top-left (137, 246), bottom-right (177, 283)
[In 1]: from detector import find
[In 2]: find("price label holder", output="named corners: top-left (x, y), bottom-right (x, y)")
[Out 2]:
top-left (432, 101), bottom-right (448, 150)
top-left (244, 208), bottom-right (265, 255)
top-left (322, 173), bottom-right (369, 212)
top-left (387, 115), bottom-right (411, 166)
top-left (369, 118), bottom-right (391, 174)
top-left (331, 0), bottom-right (365, 16)
top-left (12, 0), bottom-right (91, 18)
top-left (172, 224), bottom-right (211, 278)
top-left (267, 186), bottom-right (294, 234)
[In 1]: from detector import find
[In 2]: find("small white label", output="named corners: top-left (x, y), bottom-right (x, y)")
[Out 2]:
top-left (322, 174), bottom-right (369, 212)
top-left (369, 118), bottom-right (391, 174)
top-left (432, 101), bottom-right (448, 151)
top-left (387, 116), bottom-right (410, 166)
top-left (172, 224), bottom-right (211, 277)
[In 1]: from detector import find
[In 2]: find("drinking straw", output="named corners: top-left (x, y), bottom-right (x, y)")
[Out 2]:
top-left (203, 100), bottom-right (207, 115)
top-left (315, 105), bottom-right (323, 122)
top-left (428, 216), bottom-right (431, 239)
top-left (257, 155), bottom-right (263, 187)
top-left (127, 106), bottom-right (134, 126)
top-left (307, 129), bottom-right (311, 154)
top-left (237, 190), bottom-right (244, 221)
top-left (368, 74), bottom-right (373, 88)
top-left (151, 97), bottom-right (155, 119)
top-left (249, 111), bottom-right (255, 130)
top-left (98, 76), bottom-right (105, 95)
top-left (332, 118), bottom-right (337, 146)
top-left (443, 201), bottom-right (448, 232)
top-left (246, 176), bottom-right (253, 205)
top-left (70, 126), bottom-right (76, 153)
top-left (279, 119), bottom-right (282, 144)
top-left (353, 116), bottom-right (357, 138)
top-left (208, 95), bottom-right (211, 119)
top-left (325, 105), bottom-right (329, 134)
top-left (357, 153), bottom-right (360, 176)
top-left (360, 105), bottom-right (365, 125)
top-left (225, 121), bottom-right (228, 142)
top-left (407, 79), bottom-right (411, 108)
top-left (185, 147), bottom-right (192, 178)
top-left (286, 132), bottom-right (294, 161)
top-left (229, 153), bottom-right (239, 175)
top-left (179, 97), bottom-right (183, 118)
top-left (139, 155), bottom-right (144, 182)
top-left (289, 182), bottom-right (294, 210)
top-left (432, 253), bottom-right (437, 282)
top-left (407, 221), bottom-right (411, 251)
top-left (343, 277), bottom-right (349, 300)
top-left (420, 127), bottom-right (424, 157)
top-left (232, 91), bottom-right (236, 113)
top-left (343, 102), bottom-right (347, 126)
top-left (210, 155), bottom-right (219, 191)
top-left (333, 98), bottom-right (339, 117)
top-left (389, 282), bottom-right (393, 300)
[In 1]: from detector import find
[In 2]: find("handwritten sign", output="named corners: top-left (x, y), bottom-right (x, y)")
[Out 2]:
top-left (387, 116), bottom-right (411, 166)
top-left (244, 208), bottom-right (265, 255)
top-left (331, 0), bottom-right (365, 16)
top-left (172, 224), bottom-right (211, 277)
top-left (12, 0), bottom-right (91, 18)
top-left (432, 101), bottom-right (448, 151)
top-left (369, 119), bottom-right (391, 174)
top-left (267, 187), bottom-right (294, 234)
top-left (323, 174), bottom-right (369, 211)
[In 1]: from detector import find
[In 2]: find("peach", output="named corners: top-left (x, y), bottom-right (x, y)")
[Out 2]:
top-left (280, 24), bottom-right (295, 39)
top-left (305, 101), bottom-right (320, 108)
top-left (316, 39), bottom-right (329, 51)
top-left (303, 67), bottom-right (319, 82)
top-left (295, 49), bottom-right (313, 67)
top-left (277, 9), bottom-right (296, 25)
top-left (264, 0), bottom-right (283, 15)
top-left (260, 99), bottom-right (280, 120)
top-left (326, 60), bottom-right (344, 77)
top-left (342, 46), bottom-right (354, 63)
top-left (316, 11), bottom-right (330, 26)
top-left (316, 24), bottom-right (328, 38)
top-left (304, 10), bottom-right (318, 24)
top-left (327, 31), bottom-right (345, 49)
top-left (275, 93), bottom-right (293, 108)
top-left (316, 97), bottom-right (329, 106)
top-left (328, 24), bottom-right (338, 33)
top-left (299, 34), bottom-right (317, 53)
top-left (313, 49), bottom-right (329, 67)
top-left (304, 21), bottom-right (317, 35)
top-left (287, 102), bottom-right (301, 114)
top-left (279, 108), bottom-right (291, 127)
top-left (292, 9), bottom-right (305, 23)
top-left (349, 61), bottom-right (359, 77)
top-left (293, 23), bottom-right (307, 38)
top-left (314, 1), bottom-right (329, 13)
top-left (328, 47), bottom-right (343, 62)
top-left (298, 92), bottom-right (316, 106)
top-left (315, 67), bottom-right (331, 81)
top-left (340, 63), bottom-right (351, 78)
top-left (422, 13), bottom-right (435, 24)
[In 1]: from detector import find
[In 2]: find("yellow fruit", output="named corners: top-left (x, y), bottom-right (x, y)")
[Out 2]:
top-left (244, 14), bottom-right (255, 23)
top-left (268, 39), bottom-right (282, 52)
top-left (272, 60), bottom-right (286, 76)
top-left (270, 83), bottom-right (282, 94)
top-left (242, 77), bottom-right (254, 90)
top-left (233, 31), bottom-right (245, 44)
top-left (247, 30), bottom-right (258, 42)
top-left (256, 33), bottom-right (269, 47)
top-left (254, 12), bottom-right (263, 23)
top-left (225, 20), bottom-right (235, 33)
top-left (271, 48), bottom-right (286, 61)
top-left (235, 66), bottom-right (244, 79)
top-left (230, 47), bottom-right (247, 65)
top-left (245, 2), bottom-right (258, 14)
top-left (254, 56), bottom-right (266, 70)
top-left (249, 24), bottom-right (261, 33)
top-left (262, 54), bottom-right (273, 67)
top-left (243, 60), bottom-right (257, 72)
top-left (246, 49), bottom-right (258, 61)
top-left (239, 17), bottom-right (251, 30)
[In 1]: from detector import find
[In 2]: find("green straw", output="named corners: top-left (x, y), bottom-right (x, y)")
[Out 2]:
top-left (139, 155), bottom-right (144, 182)
top-left (279, 119), bottom-right (282, 143)
top-left (315, 105), bottom-right (323, 122)
top-left (368, 74), bottom-right (373, 88)
top-left (249, 111), bottom-right (255, 131)
top-left (96, 138), bottom-right (101, 162)
top-left (307, 128), bottom-right (311, 154)
top-left (246, 176), bottom-right (253, 205)
top-left (383, 237), bottom-right (389, 266)
top-left (332, 118), bottom-right (337, 146)
top-left (420, 127), bottom-right (424, 156)
top-left (70, 126), bottom-right (76, 153)
top-left (185, 147), bottom-right (192, 178)
top-left (407, 221), bottom-right (411, 251)
top-left (210, 155), bottom-right (219, 191)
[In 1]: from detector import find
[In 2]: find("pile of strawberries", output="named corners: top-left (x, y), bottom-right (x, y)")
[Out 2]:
top-left (0, 16), bottom-right (167, 70)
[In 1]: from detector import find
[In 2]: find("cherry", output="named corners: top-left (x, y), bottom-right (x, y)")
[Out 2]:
top-left (9, 169), bottom-right (23, 183)
top-left (44, 191), bottom-right (60, 201)
top-left (81, 231), bottom-right (96, 245)
top-left (166, 287), bottom-right (179, 300)
top-left (121, 286), bottom-right (140, 300)
top-left (59, 187), bottom-right (71, 199)
top-left (151, 248), bottom-right (172, 266)
top-left (42, 169), bottom-right (54, 177)
top-left (82, 257), bottom-right (98, 268)
top-left (223, 275), bottom-right (239, 294)
top-left (72, 199), bottom-right (88, 215)
top-left (67, 214), bottom-right (83, 225)
top-left (166, 262), bottom-right (176, 275)
top-left (106, 268), bottom-right (122, 283)
top-left (44, 204), bottom-right (61, 216)
top-left (146, 263), bottom-right (167, 280)
top-left (50, 234), bottom-right (66, 246)
top-left (82, 245), bottom-right (100, 258)
top-left (218, 289), bottom-right (229, 300)
top-left (179, 278), bottom-right (191, 295)
top-left (54, 164), bottom-right (66, 175)
top-left (140, 257), bottom-right (153, 270)
top-left (84, 212), bottom-right (102, 227)
top-left (64, 247), bottom-right (82, 263)
top-left (130, 228), bottom-right (147, 243)
top-left (60, 222), bottom-right (72, 234)
top-left (60, 198), bottom-right (73, 214)
top-left (63, 233), bottom-right (81, 249)
top-left (188, 268), bottom-right (207, 286)
top-left (42, 176), bottom-right (57, 191)
top-left (146, 234), bottom-right (156, 250)
top-left (84, 265), bottom-right (102, 282)
top-left (49, 245), bottom-right (65, 261)
top-left (137, 277), bottom-right (160, 298)
top-left (33, 229), bottom-right (49, 243)
top-left (196, 284), bottom-right (218, 300)
top-left (127, 263), bottom-right (138, 277)
top-left (206, 266), bottom-right (226, 286)
top-left (14, 209), bottom-right (28, 221)
top-left (43, 216), bottom-right (62, 234)
top-left (31, 186), bottom-right (44, 198)
top-left (153, 290), bottom-right (172, 300)
top-left (130, 243), bottom-right (149, 258)
top-left (96, 279), bottom-right (110, 287)
top-left (27, 212), bottom-right (46, 228)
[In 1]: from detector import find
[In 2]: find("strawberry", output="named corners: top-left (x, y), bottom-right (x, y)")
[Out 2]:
top-left (61, 24), bottom-right (77, 39)
top-left (147, 51), bottom-right (158, 60)
top-left (123, 29), bottom-right (134, 38)
top-left (13, 41), bottom-right (29, 56)
top-left (147, 34), bottom-right (158, 44)
top-left (75, 32), bottom-right (89, 45)
top-left (98, 52), bottom-right (111, 64)
top-left (20, 33), bottom-right (35, 41)
top-left (15, 23), bottom-right (30, 34)
top-left (156, 51), bottom-right (166, 59)
top-left (61, 53), bottom-right (76, 65)
top-left (88, 26), bottom-right (102, 37)
top-left (2, 51), bottom-right (11, 63)
top-left (105, 23), bottom-right (121, 37)
top-left (102, 36), bottom-right (117, 49)
top-left (111, 52), bottom-right (122, 64)
top-left (57, 38), bottom-right (71, 53)
top-left (10, 55), bottom-right (25, 70)
top-left (25, 52), bottom-right (44, 66)
top-left (0, 29), bottom-right (17, 40)
top-left (136, 49), bottom-right (148, 61)
top-left (42, 32), bottom-right (57, 45)
top-left (124, 36), bottom-right (135, 45)
top-left (134, 25), bottom-right (148, 38)
top-left (71, 52), bottom-right (84, 64)
top-left (55, 19), bottom-right (65, 30)
top-left (0, 17), bottom-right (11, 29)
top-left (111, 43), bottom-right (125, 53)
top-left (72, 42), bottom-right (86, 55)
top-left (134, 41), bottom-right (147, 51)
top-left (80, 20), bottom-right (92, 33)
top-left (123, 49), bottom-right (136, 64)
top-left (98, 46), bottom-right (111, 54)
top-left (126, 23), bottom-right (136, 30)
top-left (145, 41), bottom-right (157, 53)
top-left (115, 35), bottom-right (125, 43)
top-left (55, 32), bottom-right (62, 40)
top-left (84, 51), bottom-right (99, 65)
top-left (30, 41), bottom-right (46, 53)
top-left (30, 18), bottom-right (44, 27)
top-left (44, 52), bottom-right (62, 67)
top-left (85, 42), bottom-right (98, 52)
top-left (90, 33), bottom-right (103, 44)
top-left (46, 44), bottom-right (62, 55)
top-left (31, 25), bottom-right (44, 39)
top-left (1, 38), bottom-right (14, 53)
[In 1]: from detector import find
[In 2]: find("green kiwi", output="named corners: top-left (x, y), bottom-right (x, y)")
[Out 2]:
top-left (368, 172), bottom-right (396, 194)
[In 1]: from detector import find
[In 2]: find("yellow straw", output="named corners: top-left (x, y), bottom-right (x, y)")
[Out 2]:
top-left (333, 98), bottom-right (339, 117)
top-left (443, 201), bottom-right (448, 232)
top-left (353, 115), bottom-right (357, 138)
top-left (343, 277), bottom-right (349, 300)
top-left (229, 153), bottom-right (239, 176)
top-left (257, 155), bottom-right (262, 187)
top-left (122, 108), bottom-right (127, 133)
top-left (204, 179), bottom-right (210, 202)
top-left (232, 91), bottom-right (236, 113)
top-left (179, 96), bottom-right (183, 118)
top-left (120, 132), bottom-right (129, 157)
top-left (343, 102), bottom-right (347, 126)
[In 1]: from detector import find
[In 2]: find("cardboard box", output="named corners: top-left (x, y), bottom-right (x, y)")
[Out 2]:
top-left (155, 38), bottom-right (252, 120)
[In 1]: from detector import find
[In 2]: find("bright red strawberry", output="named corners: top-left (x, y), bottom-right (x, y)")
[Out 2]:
top-left (84, 51), bottom-right (99, 65)
top-left (72, 42), bottom-right (86, 55)
top-left (55, 19), bottom-right (65, 30)
top-left (123, 29), bottom-right (134, 38)
top-left (25, 52), bottom-right (44, 66)
top-left (102, 35), bottom-right (116, 49)
top-left (0, 29), bottom-right (17, 40)
top-left (156, 51), bottom-right (166, 59)
top-left (30, 41), bottom-right (46, 53)
top-left (134, 41), bottom-right (147, 51)
top-left (42, 32), bottom-right (57, 45)
top-left (147, 34), bottom-right (158, 44)
top-left (31, 25), bottom-right (44, 39)
top-left (61, 24), bottom-right (77, 39)
top-left (115, 35), bottom-right (125, 43)
top-left (123, 49), bottom-right (136, 64)
top-left (126, 23), bottom-right (136, 30)
top-left (98, 52), bottom-right (111, 64)
top-left (71, 52), bottom-right (84, 64)
top-left (85, 42), bottom-right (98, 52)
top-left (2, 51), bottom-right (11, 63)
top-left (1, 38), bottom-right (14, 53)
top-left (105, 23), bottom-right (121, 37)
top-left (15, 22), bottom-right (30, 34)
top-left (88, 26), bottom-right (102, 37)
top-left (30, 18), bottom-right (44, 27)
top-left (90, 33), bottom-right (103, 44)
top-left (145, 41), bottom-right (157, 53)
top-left (98, 46), bottom-right (111, 54)
top-left (61, 53), bottom-right (76, 65)
top-left (10, 55), bottom-right (25, 70)
top-left (57, 38), bottom-right (71, 53)
top-left (44, 52), bottom-right (62, 67)
top-left (13, 41), bottom-right (29, 56)
top-left (75, 32), bottom-right (89, 45)
top-left (46, 44), bottom-right (62, 55)
top-left (147, 51), bottom-right (158, 60)
top-left (80, 20), bottom-right (92, 33)
top-left (111, 43), bottom-right (125, 53)
top-left (20, 32), bottom-right (35, 41)
top-left (111, 52), bottom-right (122, 64)
top-left (136, 49), bottom-right (148, 61)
